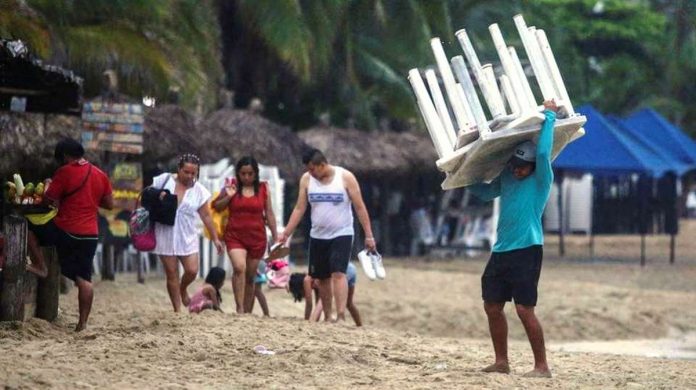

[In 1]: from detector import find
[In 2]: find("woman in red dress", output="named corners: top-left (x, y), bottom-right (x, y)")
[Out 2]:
top-left (213, 156), bottom-right (277, 313)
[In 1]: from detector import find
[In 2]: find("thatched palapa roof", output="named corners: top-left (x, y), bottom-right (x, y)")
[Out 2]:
top-left (299, 126), bottom-right (407, 176)
top-left (198, 108), bottom-right (310, 179)
top-left (376, 131), bottom-right (439, 174)
top-left (0, 112), bottom-right (83, 181)
top-left (144, 104), bottom-right (200, 166)
top-left (299, 126), bottom-right (438, 177)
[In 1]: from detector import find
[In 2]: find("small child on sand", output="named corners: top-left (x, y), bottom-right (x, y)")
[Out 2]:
top-left (288, 262), bottom-right (362, 326)
top-left (188, 267), bottom-right (225, 313)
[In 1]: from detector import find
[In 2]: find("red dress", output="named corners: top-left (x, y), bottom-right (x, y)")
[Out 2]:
top-left (223, 180), bottom-right (268, 259)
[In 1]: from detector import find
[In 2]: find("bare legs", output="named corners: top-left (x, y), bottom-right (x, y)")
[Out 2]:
top-left (26, 231), bottom-right (48, 278)
top-left (254, 285), bottom-right (270, 317)
top-left (482, 302), bottom-right (550, 377)
top-left (178, 254), bottom-right (199, 306)
top-left (346, 285), bottom-right (362, 326)
top-left (74, 276), bottom-right (93, 332)
top-left (228, 248), bottom-right (262, 314)
top-left (516, 304), bottom-right (551, 377)
top-left (317, 272), bottom-right (348, 322)
top-left (228, 249), bottom-right (246, 313)
top-left (160, 254), bottom-right (199, 312)
top-left (482, 302), bottom-right (510, 373)
top-left (243, 258), bottom-right (261, 313)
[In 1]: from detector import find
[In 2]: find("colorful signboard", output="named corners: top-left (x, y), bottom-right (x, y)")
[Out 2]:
top-left (99, 162), bottom-right (142, 239)
top-left (81, 102), bottom-right (144, 155)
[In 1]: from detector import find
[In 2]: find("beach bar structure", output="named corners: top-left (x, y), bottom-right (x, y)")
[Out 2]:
top-left (408, 14), bottom-right (586, 190)
top-left (0, 39), bottom-right (82, 322)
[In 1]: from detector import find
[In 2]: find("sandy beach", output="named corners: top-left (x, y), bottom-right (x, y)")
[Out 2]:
top-left (2, 223), bottom-right (696, 388)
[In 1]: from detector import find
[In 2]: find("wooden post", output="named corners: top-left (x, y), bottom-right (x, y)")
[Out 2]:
top-left (379, 181), bottom-right (393, 255)
top-left (101, 244), bottom-right (115, 280)
top-left (137, 252), bottom-right (145, 284)
top-left (35, 247), bottom-right (60, 321)
top-left (640, 234), bottom-right (646, 267)
top-left (669, 234), bottom-right (675, 265)
top-left (557, 174), bottom-right (565, 257)
top-left (0, 214), bottom-right (27, 321)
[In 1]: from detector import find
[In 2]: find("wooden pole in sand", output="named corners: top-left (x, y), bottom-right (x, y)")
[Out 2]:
top-left (35, 247), bottom-right (60, 321)
top-left (640, 234), bottom-right (646, 267)
top-left (0, 214), bottom-right (27, 321)
top-left (102, 244), bottom-right (115, 281)
top-left (137, 252), bottom-right (145, 284)
top-left (669, 235), bottom-right (675, 264)
top-left (557, 173), bottom-right (565, 257)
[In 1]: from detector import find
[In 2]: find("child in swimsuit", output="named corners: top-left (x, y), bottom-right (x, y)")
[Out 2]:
top-left (188, 267), bottom-right (226, 313)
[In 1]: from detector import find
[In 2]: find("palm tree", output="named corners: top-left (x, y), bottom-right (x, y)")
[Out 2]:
top-left (1, 0), bottom-right (223, 111)
top-left (220, 0), bottom-right (480, 129)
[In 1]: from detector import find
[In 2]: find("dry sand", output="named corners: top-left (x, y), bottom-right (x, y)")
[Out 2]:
top-left (2, 222), bottom-right (696, 388)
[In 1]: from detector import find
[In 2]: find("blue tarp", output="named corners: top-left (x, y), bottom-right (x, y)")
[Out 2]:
top-left (607, 116), bottom-right (692, 176)
top-left (622, 108), bottom-right (696, 171)
top-left (553, 105), bottom-right (677, 177)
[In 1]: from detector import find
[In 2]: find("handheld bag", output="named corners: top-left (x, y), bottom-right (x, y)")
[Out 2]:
top-left (129, 201), bottom-right (156, 252)
top-left (141, 174), bottom-right (176, 226)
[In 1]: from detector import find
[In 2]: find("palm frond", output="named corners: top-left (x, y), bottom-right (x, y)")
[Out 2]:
top-left (0, 0), bottom-right (51, 57)
top-left (238, 0), bottom-right (313, 81)
top-left (60, 24), bottom-right (174, 98)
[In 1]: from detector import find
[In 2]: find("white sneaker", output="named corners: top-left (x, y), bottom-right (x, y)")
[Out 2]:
top-left (357, 250), bottom-right (377, 280)
top-left (371, 251), bottom-right (386, 280)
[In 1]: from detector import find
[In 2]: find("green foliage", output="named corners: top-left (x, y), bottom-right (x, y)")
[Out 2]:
top-left (2, 0), bottom-right (694, 137)
top-left (1, 0), bottom-right (222, 111)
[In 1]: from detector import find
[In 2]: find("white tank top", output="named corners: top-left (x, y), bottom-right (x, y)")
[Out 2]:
top-left (308, 166), bottom-right (354, 239)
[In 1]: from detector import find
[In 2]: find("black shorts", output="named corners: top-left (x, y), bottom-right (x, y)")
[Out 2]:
top-left (308, 235), bottom-right (353, 280)
top-left (53, 227), bottom-right (98, 283)
top-left (482, 245), bottom-right (543, 306)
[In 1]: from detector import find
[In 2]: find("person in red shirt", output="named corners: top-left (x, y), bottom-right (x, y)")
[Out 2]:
top-left (213, 156), bottom-right (277, 314)
top-left (45, 138), bottom-right (113, 332)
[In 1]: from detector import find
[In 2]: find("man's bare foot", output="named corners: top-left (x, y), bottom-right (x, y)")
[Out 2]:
top-left (481, 362), bottom-right (510, 374)
top-left (75, 323), bottom-right (86, 332)
top-left (522, 369), bottom-right (552, 378)
top-left (26, 263), bottom-right (48, 278)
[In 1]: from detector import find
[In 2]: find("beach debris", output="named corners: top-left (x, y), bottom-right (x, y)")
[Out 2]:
top-left (253, 345), bottom-right (276, 356)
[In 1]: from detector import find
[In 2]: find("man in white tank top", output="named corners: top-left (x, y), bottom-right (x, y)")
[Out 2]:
top-left (278, 148), bottom-right (376, 322)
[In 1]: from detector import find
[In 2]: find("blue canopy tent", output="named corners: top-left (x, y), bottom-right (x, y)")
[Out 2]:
top-left (554, 105), bottom-right (680, 177)
top-left (607, 116), bottom-right (692, 177)
top-left (552, 105), bottom-right (683, 264)
top-left (623, 108), bottom-right (696, 169)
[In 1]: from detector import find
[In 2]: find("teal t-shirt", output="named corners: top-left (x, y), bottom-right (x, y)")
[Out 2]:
top-left (467, 110), bottom-right (556, 252)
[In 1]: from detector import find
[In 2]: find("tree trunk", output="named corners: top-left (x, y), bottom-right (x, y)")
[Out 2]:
top-left (35, 247), bottom-right (60, 321)
top-left (0, 214), bottom-right (27, 321)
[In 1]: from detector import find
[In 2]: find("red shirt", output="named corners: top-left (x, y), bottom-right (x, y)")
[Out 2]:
top-left (45, 160), bottom-right (113, 236)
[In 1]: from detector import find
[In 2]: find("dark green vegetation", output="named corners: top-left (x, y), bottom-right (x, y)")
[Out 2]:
top-left (1, 0), bottom-right (694, 134)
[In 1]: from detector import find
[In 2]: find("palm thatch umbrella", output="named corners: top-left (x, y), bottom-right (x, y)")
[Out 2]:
top-left (376, 131), bottom-right (439, 174)
top-left (198, 108), bottom-right (310, 179)
top-left (298, 126), bottom-right (410, 177)
top-left (143, 104), bottom-right (200, 165)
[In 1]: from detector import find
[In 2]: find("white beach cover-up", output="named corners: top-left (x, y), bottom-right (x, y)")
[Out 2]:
top-left (152, 173), bottom-right (211, 256)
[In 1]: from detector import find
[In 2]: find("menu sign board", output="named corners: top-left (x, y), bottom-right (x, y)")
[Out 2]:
top-left (81, 102), bottom-right (144, 154)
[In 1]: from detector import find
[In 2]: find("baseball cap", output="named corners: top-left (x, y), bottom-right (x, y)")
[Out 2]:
top-left (508, 141), bottom-right (536, 167)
